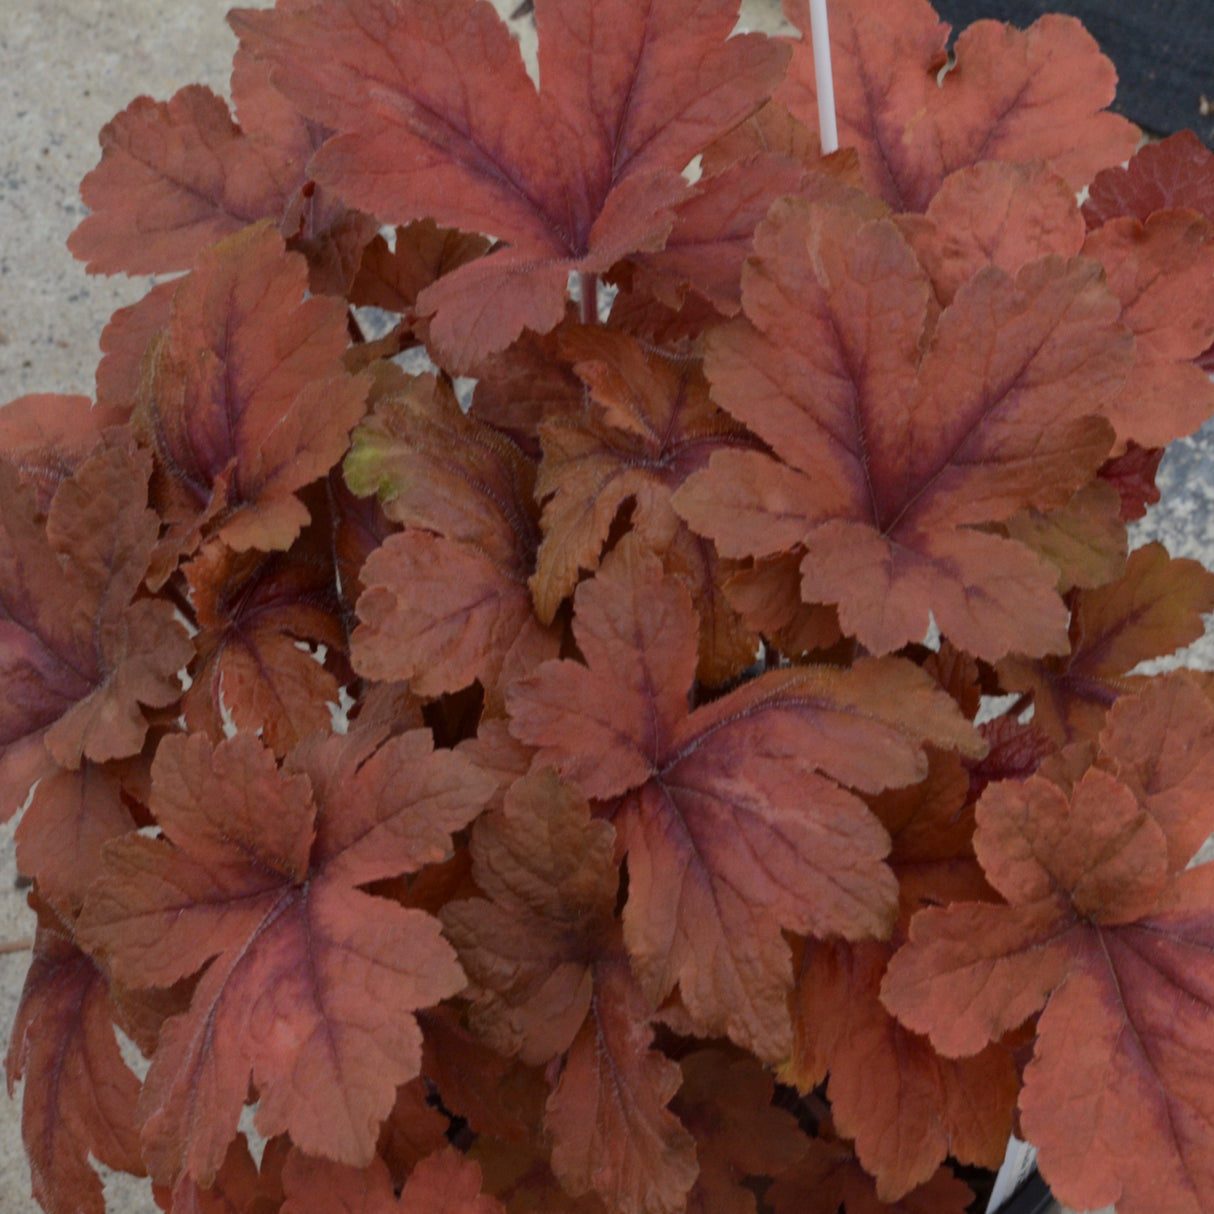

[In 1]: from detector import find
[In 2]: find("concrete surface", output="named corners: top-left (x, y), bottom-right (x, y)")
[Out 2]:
top-left (1, 1), bottom-right (1207, 1212)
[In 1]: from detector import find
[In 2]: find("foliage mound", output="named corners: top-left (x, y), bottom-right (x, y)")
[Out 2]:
top-left (8, 1), bottom-right (1214, 1212)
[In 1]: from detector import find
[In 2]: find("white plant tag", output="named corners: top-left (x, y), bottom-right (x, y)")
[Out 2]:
top-left (986, 1136), bottom-right (1039, 1213)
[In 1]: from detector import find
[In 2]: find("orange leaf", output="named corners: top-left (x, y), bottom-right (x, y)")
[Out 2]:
top-left (779, 0), bottom-right (1139, 212)
top-left (230, 0), bottom-right (790, 367)
top-left (675, 197), bottom-right (1129, 659)
top-left (507, 536), bottom-right (980, 1058)
top-left (77, 726), bottom-right (496, 1188)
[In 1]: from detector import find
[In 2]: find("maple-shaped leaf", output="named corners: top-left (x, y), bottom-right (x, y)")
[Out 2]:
top-left (881, 681), bottom-right (1214, 1214)
top-left (5, 896), bottom-right (146, 1214)
top-left (532, 326), bottom-right (761, 681)
top-left (374, 1079), bottom-right (453, 1189)
top-left (674, 196), bottom-right (1130, 660)
top-left (546, 952), bottom-right (699, 1214)
top-left (69, 50), bottom-right (379, 295)
top-left (1098, 442), bottom-right (1165, 523)
top-left (777, 0), bottom-right (1139, 213)
top-left (77, 725), bottom-right (497, 1188)
top-left (997, 542), bottom-right (1214, 745)
top-left (507, 535), bottom-right (981, 1058)
top-left (0, 444), bottom-right (191, 819)
top-left (94, 280), bottom-right (178, 415)
top-left (346, 373), bottom-right (555, 706)
top-left (1081, 209), bottom-right (1214, 450)
top-left (132, 221), bottom-right (368, 573)
top-left (439, 768), bottom-right (619, 1065)
top-left (281, 1146), bottom-right (505, 1214)
top-left (766, 1136), bottom-right (974, 1214)
top-left (182, 517), bottom-right (349, 756)
top-left (671, 1049), bottom-right (806, 1214)
top-left (1083, 130), bottom-right (1214, 230)
top-left (786, 937), bottom-right (1015, 1201)
top-left (229, 0), bottom-right (790, 368)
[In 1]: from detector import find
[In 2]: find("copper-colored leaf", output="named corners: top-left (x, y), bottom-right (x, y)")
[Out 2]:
top-left (675, 197), bottom-right (1129, 659)
top-left (778, 0), bottom-right (1139, 212)
top-left (5, 898), bottom-right (145, 1214)
top-left (77, 726), bottom-right (496, 1188)
top-left (183, 524), bottom-right (349, 756)
top-left (532, 327), bottom-right (760, 681)
top-left (881, 704), bottom-right (1214, 1214)
top-left (133, 222), bottom-right (368, 571)
top-left (672, 1049), bottom-right (805, 1214)
top-left (230, 0), bottom-right (790, 367)
top-left (440, 769), bottom-right (619, 1065)
top-left (997, 542), bottom-right (1214, 745)
top-left (546, 954), bottom-right (698, 1214)
top-left (281, 1146), bottom-right (505, 1214)
top-left (507, 535), bottom-right (981, 1058)
top-left (347, 374), bottom-right (554, 704)
top-left (1081, 210), bottom-right (1214, 450)
top-left (0, 445), bottom-right (190, 819)
top-left (1083, 130), bottom-right (1214, 229)
top-left (897, 161), bottom-right (1086, 306)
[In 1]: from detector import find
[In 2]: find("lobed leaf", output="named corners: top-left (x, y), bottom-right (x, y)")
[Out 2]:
top-left (778, 0), bottom-right (1139, 213)
top-left (675, 197), bottom-right (1130, 659)
top-left (508, 535), bottom-right (981, 1058)
top-left (230, 0), bottom-right (790, 367)
top-left (77, 727), bottom-right (495, 1188)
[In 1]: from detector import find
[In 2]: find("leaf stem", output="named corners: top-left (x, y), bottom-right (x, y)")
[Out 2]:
top-left (0, 938), bottom-right (34, 955)
top-left (578, 271), bottom-right (599, 324)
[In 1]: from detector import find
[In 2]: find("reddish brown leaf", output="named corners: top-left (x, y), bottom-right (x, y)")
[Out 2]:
top-left (896, 161), bottom-right (1086, 306)
top-left (1081, 210), bottom-right (1214, 450)
top-left (14, 761), bottom-right (138, 916)
top-left (132, 222), bottom-right (368, 571)
top-left (672, 1050), bottom-right (805, 1214)
top-left (545, 953), bottom-right (698, 1214)
top-left (881, 711), bottom-right (1214, 1214)
top-left (532, 327), bottom-right (760, 680)
top-left (472, 1138), bottom-right (608, 1214)
top-left (5, 898), bottom-right (145, 1214)
top-left (167, 1134), bottom-right (287, 1214)
top-left (997, 542), bottom-right (1214, 744)
top-left (778, 0), bottom-right (1139, 212)
top-left (418, 1006), bottom-right (547, 1146)
top-left (69, 60), bottom-right (377, 294)
top-left (675, 197), bottom-right (1129, 659)
top-left (767, 1138), bottom-right (974, 1214)
top-left (440, 769), bottom-right (619, 1065)
top-left (230, 0), bottom-right (790, 367)
top-left (1098, 443), bottom-right (1164, 522)
top-left (0, 445), bottom-right (190, 819)
top-left (0, 394), bottom-right (119, 511)
top-left (77, 725), bottom-right (496, 1188)
top-left (507, 536), bottom-right (981, 1058)
top-left (69, 85), bottom-right (293, 274)
top-left (626, 154), bottom-right (808, 315)
top-left (95, 281), bottom-right (177, 414)
top-left (281, 1146), bottom-right (504, 1214)
top-left (182, 523), bottom-right (349, 756)
top-left (1083, 130), bottom-right (1214, 229)
top-left (346, 373), bottom-right (554, 705)
top-left (785, 937), bottom-right (1015, 1200)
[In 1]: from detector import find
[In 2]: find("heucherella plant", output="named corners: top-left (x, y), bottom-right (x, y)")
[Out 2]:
top-left (6, 1), bottom-right (1214, 1213)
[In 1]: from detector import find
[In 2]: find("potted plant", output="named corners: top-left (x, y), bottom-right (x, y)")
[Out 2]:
top-left (5, 0), bottom-right (1214, 1212)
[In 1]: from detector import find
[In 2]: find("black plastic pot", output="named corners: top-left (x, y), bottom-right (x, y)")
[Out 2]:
top-left (998, 1169), bottom-right (1054, 1214)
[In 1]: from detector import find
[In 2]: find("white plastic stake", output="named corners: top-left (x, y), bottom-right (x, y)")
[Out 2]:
top-left (808, 0), bottom-right (839, 154)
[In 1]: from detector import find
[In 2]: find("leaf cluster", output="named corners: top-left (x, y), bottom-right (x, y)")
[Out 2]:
top-left (7, 2), bottom-right (1214, 1213)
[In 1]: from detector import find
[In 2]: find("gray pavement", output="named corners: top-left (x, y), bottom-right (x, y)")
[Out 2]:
top-left (1, 2), bottom-right (1204, 1212)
